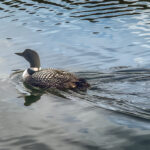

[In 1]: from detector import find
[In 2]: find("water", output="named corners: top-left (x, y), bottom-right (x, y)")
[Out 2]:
top-left (0, 0), bottom-right (150, 149)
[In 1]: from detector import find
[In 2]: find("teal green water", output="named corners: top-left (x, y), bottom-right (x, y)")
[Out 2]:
top-left (0, 0), bottom-right (150, 149)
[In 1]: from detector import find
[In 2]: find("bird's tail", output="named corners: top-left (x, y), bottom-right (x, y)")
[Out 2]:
top-left (75, 78), bottom-right (90, 89)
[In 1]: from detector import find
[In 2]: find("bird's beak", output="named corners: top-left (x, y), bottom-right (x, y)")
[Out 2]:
top-left (15, 52), bottom-right (23, 56)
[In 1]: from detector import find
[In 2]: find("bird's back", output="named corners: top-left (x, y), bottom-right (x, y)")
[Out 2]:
top-left (25, 69), bottom-right (79, 89)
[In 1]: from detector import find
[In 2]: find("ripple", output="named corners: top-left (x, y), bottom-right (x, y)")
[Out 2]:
top-left (0, 0), bottom-right (149, 24)
top-left (10, 68), bottom-right (150, 120)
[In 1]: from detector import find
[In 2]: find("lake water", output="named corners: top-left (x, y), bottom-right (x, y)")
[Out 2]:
top-left (0, 0), bottom-right (150, 149)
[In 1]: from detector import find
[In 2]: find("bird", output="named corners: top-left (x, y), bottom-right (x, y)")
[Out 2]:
top-left (15, 49), bottom-right (90, 90)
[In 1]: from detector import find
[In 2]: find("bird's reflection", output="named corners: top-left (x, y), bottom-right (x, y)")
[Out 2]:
top-left (22, 83), bottom-right (89, 106)
top-left (24, 93), bottom-right (42, 106)
top-left (23, 83), bottom-right (44, 106)
top-left (22, 83), bottom-right (69, 106)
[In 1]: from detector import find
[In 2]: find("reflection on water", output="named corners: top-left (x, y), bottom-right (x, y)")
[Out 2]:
top-left (24, 93), bottom-right (42, 106)
top-left (1, 0), bottom-right (150, 150)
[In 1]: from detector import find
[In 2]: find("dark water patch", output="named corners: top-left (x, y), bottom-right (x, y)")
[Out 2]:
top-left (63, 138), bottom-right (102, 150)
top-left (35, 0), bottom-right (72, 9)
top-left (22, 143), bottom-right (53, 150)
top-left (0, 135), bottom-right (34, 143)
top-left (105, 127), bottom-right (150, 149)
top-left (0, 135), bottom-right (52, 150)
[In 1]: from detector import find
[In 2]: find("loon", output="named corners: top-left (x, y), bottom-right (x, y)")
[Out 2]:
top-left (15, 49), bottom-right (90, 90)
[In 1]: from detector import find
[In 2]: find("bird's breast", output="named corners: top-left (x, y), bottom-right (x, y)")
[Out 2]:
top-left (22, 69), bottom-right (30, 81)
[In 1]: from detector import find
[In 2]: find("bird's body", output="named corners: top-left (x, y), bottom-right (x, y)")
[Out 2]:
top-left (24, 68), bottom-right (80, 89)
top-left (15, 49), bottom-right (89, 90)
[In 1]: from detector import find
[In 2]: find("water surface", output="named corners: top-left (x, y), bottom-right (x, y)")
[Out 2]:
top-left (0, 0), bottom-right (150, 150)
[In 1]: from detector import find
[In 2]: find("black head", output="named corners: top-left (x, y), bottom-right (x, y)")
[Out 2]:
top-left (15, 49), bottom-right (41, 68)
